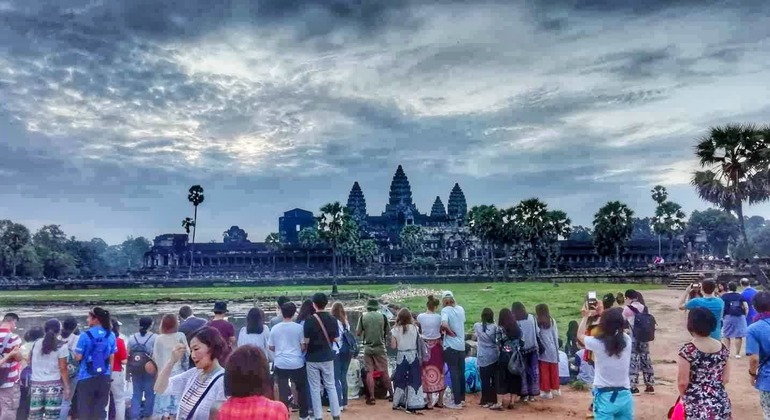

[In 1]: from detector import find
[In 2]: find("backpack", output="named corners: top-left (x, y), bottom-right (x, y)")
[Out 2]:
top-left (66, 348), bottom-right (79, 379)
top-left (127, 333), bottom-right (156, 379)
top-left (726, 298), bottom-right (745, 317)
top-left (498, 334), bottom-right (525, 376)
top-left (84, 330), bottom-right (112, 376)
top-left (339, 327), bottom-right (359, 357)
top-left (629, 305), bottom-right (656, 342)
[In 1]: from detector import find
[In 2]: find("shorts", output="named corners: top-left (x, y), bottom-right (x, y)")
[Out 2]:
top-left (364, 354), bottom-right (389, 374)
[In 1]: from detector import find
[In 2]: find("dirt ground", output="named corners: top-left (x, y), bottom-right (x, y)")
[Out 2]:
top-left (337, 289), bottom-right (761, 419)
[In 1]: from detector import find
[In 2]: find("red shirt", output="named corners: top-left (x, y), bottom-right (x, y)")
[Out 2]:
top-left (217, 395), bottom-right (288, 420)
top-left (112, 337), bottom-right (128, 372)
top-left (0, 328), bottom-right (22, 387)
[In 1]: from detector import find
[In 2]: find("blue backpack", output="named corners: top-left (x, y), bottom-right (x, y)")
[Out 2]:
top-left (339, 327), bottom-right (359, 357)
top-left (84, 330), bottom-right (112, 376)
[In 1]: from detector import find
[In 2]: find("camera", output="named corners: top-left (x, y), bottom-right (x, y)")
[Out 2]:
top-left (586, 291), bottom-right (598, 310)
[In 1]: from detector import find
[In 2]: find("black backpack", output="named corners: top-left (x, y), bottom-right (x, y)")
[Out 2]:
top-left (628, 305), bottom-right (656, 342)
top-left (726, 298), bottom-right (745, 317)
top-left (127, 333), bottom-right (156, 379)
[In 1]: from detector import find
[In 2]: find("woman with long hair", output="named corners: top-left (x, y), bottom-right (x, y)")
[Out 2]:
top-left (473, 308), bottom-right (499, 408)
top-left (154, 327), bottom-right (227, 420)
top-left (495, 308), bottom-right (522, 410)
top-left (129, 316), bottom-right (157, 419)
top-left (677, 308), bottom-right (731, 419)
top-left (28, 319), bottom-right (71, 420)
top-left (153, 313), bottom-right (190, 419)
top-left (511, 302), bottom-right (540, 401)
top-left (390, 308), bottom-right (426, 411)
top-left (565, 321), bottom-right (579, 357)
top-left (577, 307), bottom-right (634, 419)
top-left (216, 345), bottom-right (288, 419)
top-left (237, 308), bottom-right (271, 358)
top-left (331, 302), bottom-right (352, 411)
top-left (536, 304), bottom-right (560, 399)
top-left (75, 307), bottom-right (116, 420)
top-left (296, 300), bottom-right (316, 325)
top-left (416, 295), bottom-right (445, 409)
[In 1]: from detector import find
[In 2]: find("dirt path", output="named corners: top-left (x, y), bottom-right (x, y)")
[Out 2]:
top-left (338, 289), bottom-right (761, 419)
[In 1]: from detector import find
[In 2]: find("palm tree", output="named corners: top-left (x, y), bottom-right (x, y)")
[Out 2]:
top-left (317, 202), bottom-right (345, 295)
top-left (265, 233), bottom-right (281, 271)
top-left (543, 210), bottom-right (572, 270)
top-left (298, 227), bottom-right (320, 268)
top-left (513, 198), bottom-right (550, 272)
top-left (652, 201), bottom-right (687, 259)
top-left (593, 201), bottom-right (635, 267)
top-left (186, 185), bottom-right (205, 276)
top-left (467, 205), bottom-right (501, 273)
top-left (692, 124), bottom-right (770, 243)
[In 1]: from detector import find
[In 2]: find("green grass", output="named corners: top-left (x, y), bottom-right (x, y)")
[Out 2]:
top-left (0, 282), bottom-right (661, 340)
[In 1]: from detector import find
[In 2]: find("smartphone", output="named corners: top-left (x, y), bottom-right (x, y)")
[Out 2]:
top-left (691, 282), bottom-right (701, 289)
top-left (587, 291), bottom-right (598, 309)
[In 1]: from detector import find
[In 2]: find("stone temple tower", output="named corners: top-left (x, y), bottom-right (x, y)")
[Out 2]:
top-left (447, 183), bottom-right (467, 223)
top-left (383, 165), bottom-right (419, 225)
top-left (346, 182), bottom-right (367, 225)
top-left (430, 196), bottom-right (447, 218)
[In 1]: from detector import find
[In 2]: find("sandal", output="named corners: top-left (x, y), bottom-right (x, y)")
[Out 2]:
top-left (366, 399), bottom-right (376, 406)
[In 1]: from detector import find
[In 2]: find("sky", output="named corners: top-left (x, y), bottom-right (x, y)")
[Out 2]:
top-left (1, 0), bottom-right (770, 245)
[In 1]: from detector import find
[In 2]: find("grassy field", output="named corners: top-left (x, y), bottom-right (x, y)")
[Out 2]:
top-left (0, 282), bottom-right (662, 338)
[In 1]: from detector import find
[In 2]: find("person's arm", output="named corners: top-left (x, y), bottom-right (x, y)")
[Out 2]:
top-left (154, 344), bottom-right (186, 394)
top-left (74, 333), bottom-right (87, 362)
top-left (390, 332), bottom-right (398, 350)
top-left (58, 356), bottom-right (71, 399)
top-left (677, 356), bottom-right (690, 396)
top-left (723, 356), bottom-right (731, 385)
top-left (679, 285), bottom-right (693, 310)
top-left (356, 316), bottom-right (363, 337)
top-left (577, 316), bottom-right (588, 344)
top-left (268, 328), bottom-right (275, 353)
top-left (440, 308), bottom-right (450, 331)
top-left (747, 330), bottom-right (760, 386)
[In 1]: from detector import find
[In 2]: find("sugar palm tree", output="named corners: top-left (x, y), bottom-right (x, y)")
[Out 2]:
top-left (317, 201), bottom-right (345, 295)
top-left (186, 185), bottom-right (205, 276)
top-left (298, 226), bottom-right (320, 268)
top-left (593, 201), bottom-right (635, 267)
top-left (692, 124), bottom-right (770, 243)
top-left (265, 232), bottom-right (281, 271)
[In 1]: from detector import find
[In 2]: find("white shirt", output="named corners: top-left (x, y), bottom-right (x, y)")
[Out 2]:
top-left (416, 313), bottom-right (442, 340)
top-left (440, 306), bottom-right (466, 351)
top-left (267, 321), bottom-right (305, 370)
top-left (584, 334), bottom-right (632, 389)
top-left (166, 367), bottom-right (225, 420)
top-left (558, 351), bottom-right (569, 378)
top-left (30, 339), bottom-right (69, 382)
top-left (237, 327), bottom-right (271, 357)
top-left (391, 324), bottom-right (419, 351)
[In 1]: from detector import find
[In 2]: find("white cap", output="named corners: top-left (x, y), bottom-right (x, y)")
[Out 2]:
top-left (442, 290), bottom-right (454, 299)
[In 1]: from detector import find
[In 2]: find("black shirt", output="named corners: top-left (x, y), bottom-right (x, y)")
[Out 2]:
top-left (304, 312), bottom-right (339, 363)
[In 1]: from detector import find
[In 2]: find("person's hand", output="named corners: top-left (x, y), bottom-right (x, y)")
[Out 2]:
top-left (8, 347), bottom-right (20, 358)
top-left (63, 385), bottom-right (71, 400)
top-left (685, 284), bottom-right (693, 293)
top-left (170, 344), bottom-right (186, 363)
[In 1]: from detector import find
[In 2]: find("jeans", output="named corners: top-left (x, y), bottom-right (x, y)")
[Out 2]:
top-left (479, 363), bottom-right (497, 404)
top-left (59, 377), bottom-right (77, 420)
top-left (592, 388), bottom-right (633, 420)
top-left (334, 353), bottom-right (352, 407)
top-left (110, 371), bottom-right (128, 420)
top-left (274, 366), bottom-right (309, 419)
top-left (443, 348), bottom-right (465, 405)
top-left (307, 361), bottom-right (340, 419)
top-left (78, 375), bottom-right (111, 420)
top-left (130, 374), bottom-right (155, 420)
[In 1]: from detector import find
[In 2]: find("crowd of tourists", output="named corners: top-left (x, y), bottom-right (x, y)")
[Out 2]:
top-left (0, 277), bottom-right (768, 419)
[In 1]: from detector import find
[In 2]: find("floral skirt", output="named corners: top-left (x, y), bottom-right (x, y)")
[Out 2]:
top-left (393, 350), bottom-right (426, 410)
top-left (29, 380), bottom-right (64, 420)
top-left (421, 338), bottom-right (446, 393)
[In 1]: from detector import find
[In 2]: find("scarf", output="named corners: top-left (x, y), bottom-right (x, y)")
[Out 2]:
top-left (754, 312), bottom-right (770, 322)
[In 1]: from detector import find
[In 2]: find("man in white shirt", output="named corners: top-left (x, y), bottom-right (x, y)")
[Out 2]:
top-left (440, 291), bottom-right (466, 410)
top-left (268, 302), bottom-right (309, 420)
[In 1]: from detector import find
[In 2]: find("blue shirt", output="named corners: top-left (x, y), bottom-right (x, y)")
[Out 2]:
top-left (441, 305), bottom-right (466, 351)
top-left (747, 319), bottom-right (770, 392)
top-left (742, 287), bottom-right (758, 324)
top-left (75, 326), bottom-right (118, 380)
top-left (685, 297), bottom-right (725, 340)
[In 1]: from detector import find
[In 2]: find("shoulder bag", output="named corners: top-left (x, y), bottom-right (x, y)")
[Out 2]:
top-left (313, 314), bottom-right (333, 345)
top-left (185, 372), bottom-right (224, 420)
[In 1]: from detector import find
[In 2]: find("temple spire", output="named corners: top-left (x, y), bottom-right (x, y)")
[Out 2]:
top-left (346, 181), bottom-right (367, 222)
top-left (430, 196), bottom-right (447, 218)
top-left (388, 165), bottom-right (414, 208)
top-left (447, 183), bottom-right (467, 222)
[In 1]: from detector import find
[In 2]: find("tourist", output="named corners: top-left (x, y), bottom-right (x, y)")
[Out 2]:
top-left (416, 295), bottom-right (444, 409)
top-left (679, 280), bottom-right (724, 340)
top-left (572, 348), bottom-right (595, 386)
top-left (303, 292), bottom-right (341, 420)
top-left (0, 333), bottom-right (20, 420)
top-left (178, 306), bottom-right (207, 342)
top-left (154, 327), bottom-right (226, 420)
top-left (209, 302), bottom-right (236, 358)
top-left (622, 290), bottom-right (655, 395)
top-left (473, 308), bottom-right (499, 408)
top-left (677, 308), bottom-right (732, 419)
top-left (58, 317), bottom-right (80, 420)
top-left (536, 303), bottom-right (560, 399)
top-left (331, 302), bottom-right (352, 411)
top-left (441, 290), bottom-right (466, 409)
top-left (557, 339), bottom-right (570, 386)
top-left (75, 307), bottom-right (117, 420)
top-left (109, 319), bottom-right (129, 420)
top-left (721, 282), bottom-right (749, 358)
top-left (153, 313), bottom-right (190, 419)
top-left (741, 278), bottom-right (758, 326)
top-left (389, 308), bottom-right (425, 411)
top-left (129, 317), bottom-right (157, 420)
top-left (747, 291), bottom-right (770, 418)
top-left (237, 308), bottom-right (271, 358)
top-left (565, 320), bottom-right (579, 357)
top-left (28, 319), bottom-right (71, 420)
top-left (270, 296), bottom-right (291, 328)
top-left (269, 302), bottom-right (309, 420)
top-left (18, 327), bottom-right (43, 420)
top-left (577, 307), bottom-right (634, 420)
top-left (602, 294), bottom-right (616, 310)
top-left (356, 298), bottom-right (393, 406)
top-left (216, 345), bottom-right (288, 419)
top-left (296, 300), bottom-right (316, 325)
top-left (495, 308), bottom-right (522, 410)
top-left (512, 302), bottom-right (540, 401)
top-left (716, 282), bottom-right (727, 297)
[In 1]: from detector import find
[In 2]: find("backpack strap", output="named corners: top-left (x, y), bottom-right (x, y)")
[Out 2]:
top-left (141, 333), bottom-right (154, 348)
top-left (185, 372), bottom-right (224, 420)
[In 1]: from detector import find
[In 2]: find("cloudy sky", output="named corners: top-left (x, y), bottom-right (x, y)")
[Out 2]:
top-left (1, 0), bottom-right (770, 245)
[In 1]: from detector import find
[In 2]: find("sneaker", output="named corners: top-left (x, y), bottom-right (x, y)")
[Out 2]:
top-left (644, 386), bottom-right (655, 395)
top-left (540, 392), bottom-right (553, 400)
top-left (444, 402), bottom-right (463, 410)
top-left (489, 403), bottom-right (503, 411)
top-left (553, 389), bottom-right (562, 397)
top-left (735, 355), bottom-right (742, 359)
top-left (630, 388), bottom-right (640, 396)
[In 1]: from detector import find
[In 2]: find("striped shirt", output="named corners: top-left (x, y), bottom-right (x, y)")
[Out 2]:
top-left (169, 367), bottom-right (225, 420)
top-left (0, 328), bottom-right (22, 388)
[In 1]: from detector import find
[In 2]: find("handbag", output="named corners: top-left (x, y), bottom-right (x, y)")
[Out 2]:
top-left (313, 314), bottom-right (333, 345)
top-left (416, 330), bottom-right (429, 363)
top-left (667, 396), bottom-right (684, 420)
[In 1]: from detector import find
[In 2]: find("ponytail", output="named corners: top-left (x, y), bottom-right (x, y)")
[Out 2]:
top-left (42, 319), bottom-right (62, 355)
